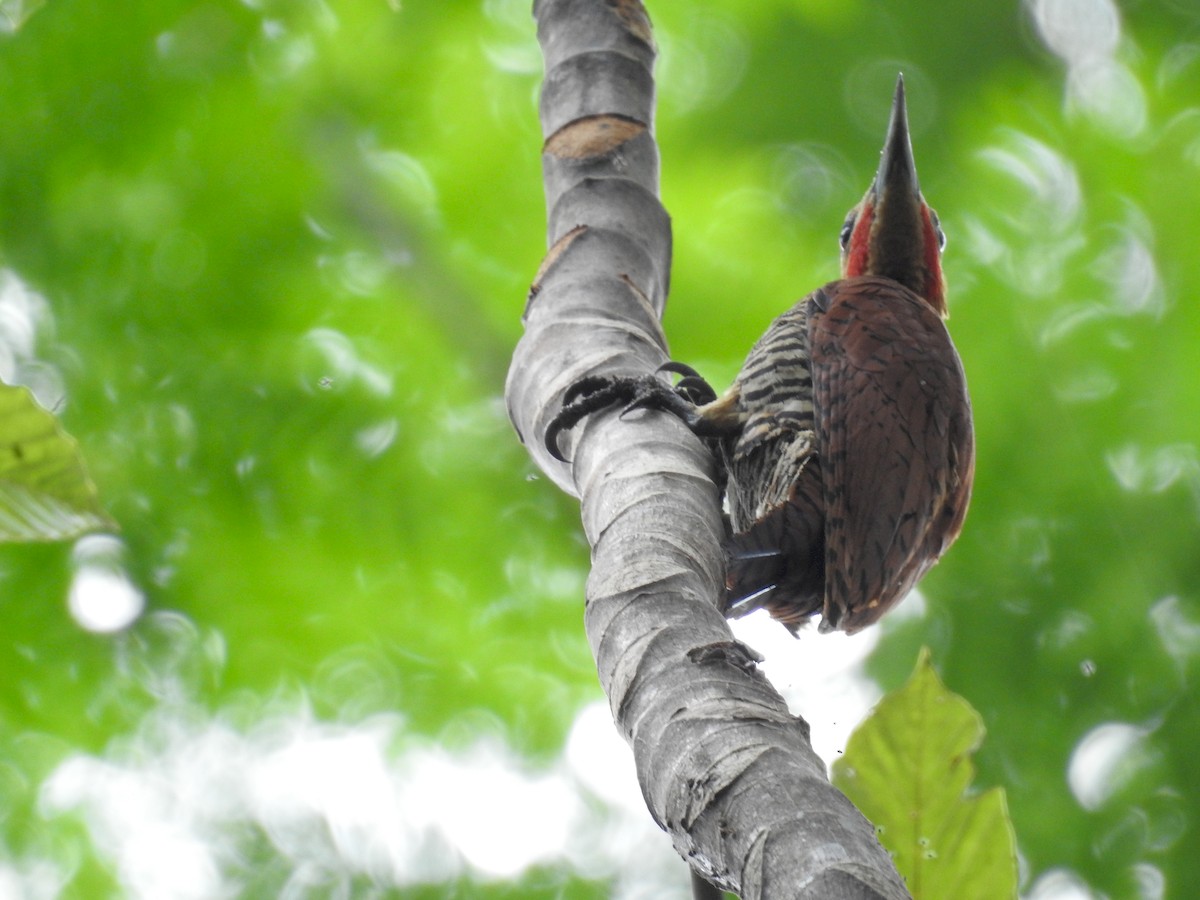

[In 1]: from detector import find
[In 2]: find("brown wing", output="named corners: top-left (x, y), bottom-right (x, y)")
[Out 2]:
top-left (808, 275), bottom-right (974, 633)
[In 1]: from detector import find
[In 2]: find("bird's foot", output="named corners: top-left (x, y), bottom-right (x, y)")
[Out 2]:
top-left (545, 365), bottom-right (708, 461)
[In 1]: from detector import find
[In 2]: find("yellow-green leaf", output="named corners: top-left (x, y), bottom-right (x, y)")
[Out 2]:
top-left (832, 647), bottom-right (1018, 900)
top-left (0, 380), bottom-right (115, 542)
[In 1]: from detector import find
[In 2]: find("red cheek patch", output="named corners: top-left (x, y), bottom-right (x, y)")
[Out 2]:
top-left (844, 202), bottom-right (874, 277)
top-left (920, 205), bottom-right (946, 315)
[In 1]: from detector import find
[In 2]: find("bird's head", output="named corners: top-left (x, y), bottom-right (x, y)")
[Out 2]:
top-left (840, 75), bottom-right (947, 317)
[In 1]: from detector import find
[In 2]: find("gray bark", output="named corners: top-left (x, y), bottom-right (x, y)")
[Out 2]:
top-left (505, 1), bottom-right (912, 897)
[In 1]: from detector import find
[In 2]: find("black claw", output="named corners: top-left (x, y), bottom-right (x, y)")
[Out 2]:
top-left (674, 376), bottom-right (717, 404)
top-left (544, 409), bottom-right (579, 462)
top-left (657, 361), bottom-right (705, 379)
top-left (544, 413), bottom-right (573, 462)
top-left (544, 416), bottom-right (569, 461)
top-left (657, 361), bottom-right (717, 404)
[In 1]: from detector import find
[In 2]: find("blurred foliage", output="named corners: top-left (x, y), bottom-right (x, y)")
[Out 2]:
top-left (0, 0), bottom-right (1198, 897)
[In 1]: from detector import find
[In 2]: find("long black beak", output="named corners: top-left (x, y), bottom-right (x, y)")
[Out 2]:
top-left (873, 74), bottom-right (920, 200)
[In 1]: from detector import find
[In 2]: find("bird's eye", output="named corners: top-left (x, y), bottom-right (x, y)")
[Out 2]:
top-left (839, 213), bottom-right (856, 251)
top-left (930, 208), bottom-right (947, 251)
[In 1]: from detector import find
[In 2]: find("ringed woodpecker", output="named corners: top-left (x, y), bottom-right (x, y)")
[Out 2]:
top-left (547, 76), bottom-right (974, 635)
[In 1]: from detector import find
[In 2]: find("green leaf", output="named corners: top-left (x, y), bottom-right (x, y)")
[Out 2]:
top-left (832, 648), bottom-right (1018, 900)
top-left (0, 380), bottom-right (115, 542)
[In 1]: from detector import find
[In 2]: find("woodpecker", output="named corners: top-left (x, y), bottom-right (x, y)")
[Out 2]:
top-left (547, 75), bottom-right (974, 634)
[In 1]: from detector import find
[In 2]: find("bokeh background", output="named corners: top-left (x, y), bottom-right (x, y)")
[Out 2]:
top-left (2, 0), bottom-right (1198, 897)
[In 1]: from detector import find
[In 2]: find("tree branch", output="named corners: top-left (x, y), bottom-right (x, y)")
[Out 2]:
top-left (506, 2), bottom-right (911, 897)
